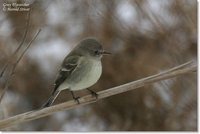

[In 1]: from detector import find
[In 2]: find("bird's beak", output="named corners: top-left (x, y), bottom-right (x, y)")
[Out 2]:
top-left (101, 50), bottom-right (111, 55)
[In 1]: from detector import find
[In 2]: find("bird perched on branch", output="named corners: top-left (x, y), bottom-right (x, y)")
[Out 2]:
top-left (43, 38), bottom-right (111, 107)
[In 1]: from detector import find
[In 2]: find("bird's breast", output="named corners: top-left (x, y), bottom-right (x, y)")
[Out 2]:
top-left (68, 58), bottom-right (102, 91)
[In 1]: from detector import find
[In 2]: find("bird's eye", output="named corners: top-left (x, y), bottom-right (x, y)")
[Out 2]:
top-left (94, 50), bottom-right (99, 55)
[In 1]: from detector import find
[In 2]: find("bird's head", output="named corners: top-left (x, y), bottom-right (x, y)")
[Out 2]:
top-left (77, 38), bottom-right (111, 59)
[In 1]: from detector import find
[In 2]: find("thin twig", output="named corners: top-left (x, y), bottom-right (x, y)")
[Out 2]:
top-left (0, 29), bottom-right (42, 102)
top-left (0, 60), bottom-right (196, 129)
top-left (11, 29), bottom-right (42, 75)
top-left (0, 9), bottom-right (31, 78)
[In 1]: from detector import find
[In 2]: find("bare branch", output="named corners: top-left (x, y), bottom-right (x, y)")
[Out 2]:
top-left (11, 29), bottom-right (42, 75)
top-left (0, 29), bottom-right (42, 102)
top-left (0, 9), bottom-right (31, 78)
top-left (0, 60), bottom-right (196, 129)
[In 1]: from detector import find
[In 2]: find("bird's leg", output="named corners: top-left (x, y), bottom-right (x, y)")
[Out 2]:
top-left (70, 91), bottom-right (80, 104)
top-left (87, 88), bottom-right (98, 99)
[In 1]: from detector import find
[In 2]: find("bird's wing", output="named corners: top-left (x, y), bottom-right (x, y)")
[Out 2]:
top-left (52, 55), bottom-right (80, 93)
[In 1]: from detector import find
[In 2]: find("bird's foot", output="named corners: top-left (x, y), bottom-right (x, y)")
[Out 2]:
top-left (73, 96), bottom-right (80, 104)
top-left (87, 89), bottom-right (98, 99)
top-left (70, 91), bottom-right (80, 104)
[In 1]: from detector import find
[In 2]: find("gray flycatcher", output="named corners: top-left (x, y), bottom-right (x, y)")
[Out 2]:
top-left (43, 37), bottom-right (110, 107)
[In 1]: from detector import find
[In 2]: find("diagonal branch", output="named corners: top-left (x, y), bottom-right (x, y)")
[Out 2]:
top-left (0, 9), bottom-right (31, 78)
top-left (0, 29), bottom-right (42, 102)
top-left (11, 28), bottom-right (42, 76)
top-left (0, 60), bottom-right (197, 129)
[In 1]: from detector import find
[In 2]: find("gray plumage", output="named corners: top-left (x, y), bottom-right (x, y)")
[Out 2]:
top-left (43, 38), bottom-right (110, 107)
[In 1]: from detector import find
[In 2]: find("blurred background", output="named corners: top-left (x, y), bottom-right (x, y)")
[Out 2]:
top-left (0, 0), bottom-right (197, 131)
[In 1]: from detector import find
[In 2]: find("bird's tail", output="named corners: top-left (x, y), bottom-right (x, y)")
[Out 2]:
top-left (42, 90), bottom-right (60, 108)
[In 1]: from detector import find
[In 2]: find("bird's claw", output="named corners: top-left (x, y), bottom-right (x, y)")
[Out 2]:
top-left (73, 96), bottom-right (80, 104)
top-left (90, 90), bottom-right (98, 99)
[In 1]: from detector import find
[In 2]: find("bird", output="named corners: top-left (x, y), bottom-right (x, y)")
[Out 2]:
top-left (42, 37), bottom-right (110, 107)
